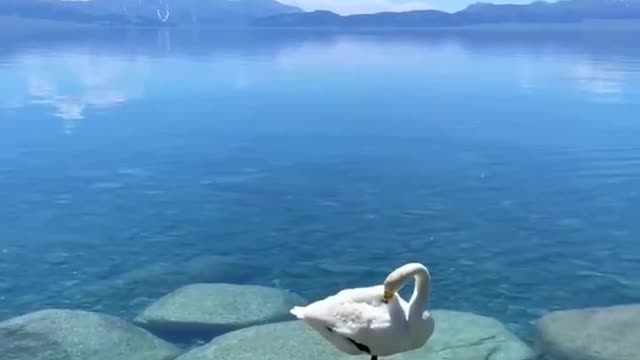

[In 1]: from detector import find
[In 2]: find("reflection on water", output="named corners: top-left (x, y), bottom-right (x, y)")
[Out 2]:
top-left (573, 60), bottom-right (627, 100)
top-left (2, 52), bottom-right (148, 132)
top-left (2, 28), bottom-right (639, 133)
top-left (1, 26), bottom-right (640, 356)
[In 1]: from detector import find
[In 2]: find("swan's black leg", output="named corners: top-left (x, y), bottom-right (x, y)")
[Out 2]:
top-left (371, 356), bottom-right (378, 360)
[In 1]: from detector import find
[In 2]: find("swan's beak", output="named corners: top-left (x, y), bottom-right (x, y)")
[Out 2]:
top-left (383, 289), bottom-right (395, 302)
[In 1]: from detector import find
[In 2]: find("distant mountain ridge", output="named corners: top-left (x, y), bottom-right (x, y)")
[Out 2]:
top-left (2, 0), bottom-right (640, 28)
top-left (0, 0), bottom-right (301, 26)
top-left (253, 0), bottom-right (640, 27)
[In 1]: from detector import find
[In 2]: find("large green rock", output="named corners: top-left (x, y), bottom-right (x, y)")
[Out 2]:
top-left (536, 304), bottom-right (640, 360)
top-left (134, 283), bottom-right (306, 338)
top-left (175, 310), bottom-right (534, 360)
top-left (0, 309), bottom-right (181, 360)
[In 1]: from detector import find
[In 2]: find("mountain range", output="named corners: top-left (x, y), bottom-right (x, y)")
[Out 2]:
top-left (254, 0), bottom-right (640, 27)
top-left (1, 0), bottom-right (639, 28)
top-left (0, 0), bottom-right (301, 26)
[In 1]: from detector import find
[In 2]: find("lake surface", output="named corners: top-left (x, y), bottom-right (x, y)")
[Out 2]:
top-left (1, 27), bottom-right (640, 345)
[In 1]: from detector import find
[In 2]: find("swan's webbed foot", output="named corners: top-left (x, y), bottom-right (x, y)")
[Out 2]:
top-left (371, 356), bottom-right (378, 360)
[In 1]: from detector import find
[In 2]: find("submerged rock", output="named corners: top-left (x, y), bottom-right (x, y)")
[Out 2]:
top-left (60, 254), bottom-right (271, 319)
top-left (113, 255), bottom-right (269, 300)
top-left (536, 304), bottom-right (640, 360)
top-left (134, 283), bottom-right (306, 339)
top-left (0, 309), bottom-right (181, 360)
top-left (175, 310), bottom-right (534, 360)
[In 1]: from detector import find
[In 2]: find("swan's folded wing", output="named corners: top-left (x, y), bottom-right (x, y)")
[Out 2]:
top-left (332, 285), bottom-right (384, 302)
top-left (302, 297), bottom-right (391, 338)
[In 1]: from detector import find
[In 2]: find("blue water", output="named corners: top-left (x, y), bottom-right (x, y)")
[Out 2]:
top-left (1, 28), bottom-right (640, 344)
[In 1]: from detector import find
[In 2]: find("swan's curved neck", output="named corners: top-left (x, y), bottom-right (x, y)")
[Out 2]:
top-left (407, 265), bottom-right (430, 319)
top-left (386, 263), bottom-right (431, 319)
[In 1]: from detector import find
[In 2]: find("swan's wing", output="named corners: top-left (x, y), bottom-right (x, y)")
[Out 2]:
top-left (326, 299), bottom-right (392, 336)
top-left (302, 284), bottom-right (384, 307)
top-left (297, 286), bottom-right (391, 337)
top-left (332, 285), bottom-right (385, 302)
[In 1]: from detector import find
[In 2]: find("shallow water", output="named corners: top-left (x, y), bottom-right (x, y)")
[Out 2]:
top-left (1, 27), bottom-right (640, 345)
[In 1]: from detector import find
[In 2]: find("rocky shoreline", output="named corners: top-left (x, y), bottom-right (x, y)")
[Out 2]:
top-left (6, 278), bottom-right (636, 360)
top-left (3, 253), bottom-right (638, 360)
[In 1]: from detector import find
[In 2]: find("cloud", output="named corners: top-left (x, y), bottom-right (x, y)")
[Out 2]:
top-left (280, 0), bottom-right (431, 15)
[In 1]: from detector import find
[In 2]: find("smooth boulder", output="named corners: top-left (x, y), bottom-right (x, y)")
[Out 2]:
top-left (175, 310), bottom-right (534, 360)
top-left (536, 304), bottom-right (640, 360)
top-left (398, 310), bottom-right (535, 360)
top-left (175, 320), bottom-right (350, 360)
top-left (0, 309), bottom-right (181, 360)
top-left (134, 283), bottom-right (306, 338)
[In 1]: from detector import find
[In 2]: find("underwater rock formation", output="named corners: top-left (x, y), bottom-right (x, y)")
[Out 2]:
top-left (134, 283), bottom-right (306, 339)
top-left (0, 309), bottom-right (181, 360)
top-left (536, 304), bottom-right (640, 360)
top-left (59, 254), bottom-right (272, 319)
top-left (175, 310), bottom-right (534, 360)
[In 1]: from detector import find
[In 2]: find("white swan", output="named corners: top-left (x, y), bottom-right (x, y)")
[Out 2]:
top-left (290, 262), bottom-right (435, 360)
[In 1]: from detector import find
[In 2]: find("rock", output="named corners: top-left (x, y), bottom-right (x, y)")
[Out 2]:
top-left (0, 309), bottom-right (181, 360)
top-left (134, 283), bottom-right (306, 339)
top-left (536, 304), bottom-right (640, 360)
top-left (58, 254), bottom-right (271, 319)
top-left (397, 310), bottom-right (535, 360)
top-left (175, 310), bottom-right (534, 360)
top-left (118, 255), bottom-right (266, 290)
top-left (174, 320), bottom-right (349, 360)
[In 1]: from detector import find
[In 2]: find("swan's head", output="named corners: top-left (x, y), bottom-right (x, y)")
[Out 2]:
top-left (383, 272), bottom-right (404, 301)
top-left (383, 288), bottom-right (396, 302)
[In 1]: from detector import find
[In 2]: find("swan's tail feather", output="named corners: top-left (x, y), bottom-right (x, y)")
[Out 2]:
top-left (290, 306), bottom-right (306, 319)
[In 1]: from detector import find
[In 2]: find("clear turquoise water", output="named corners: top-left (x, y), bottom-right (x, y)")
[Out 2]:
top-left (1, 28), bottom-right (640, 344)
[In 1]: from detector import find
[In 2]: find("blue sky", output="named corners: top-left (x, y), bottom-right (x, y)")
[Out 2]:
top-left (280, 0), bottom-right (541, 15)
